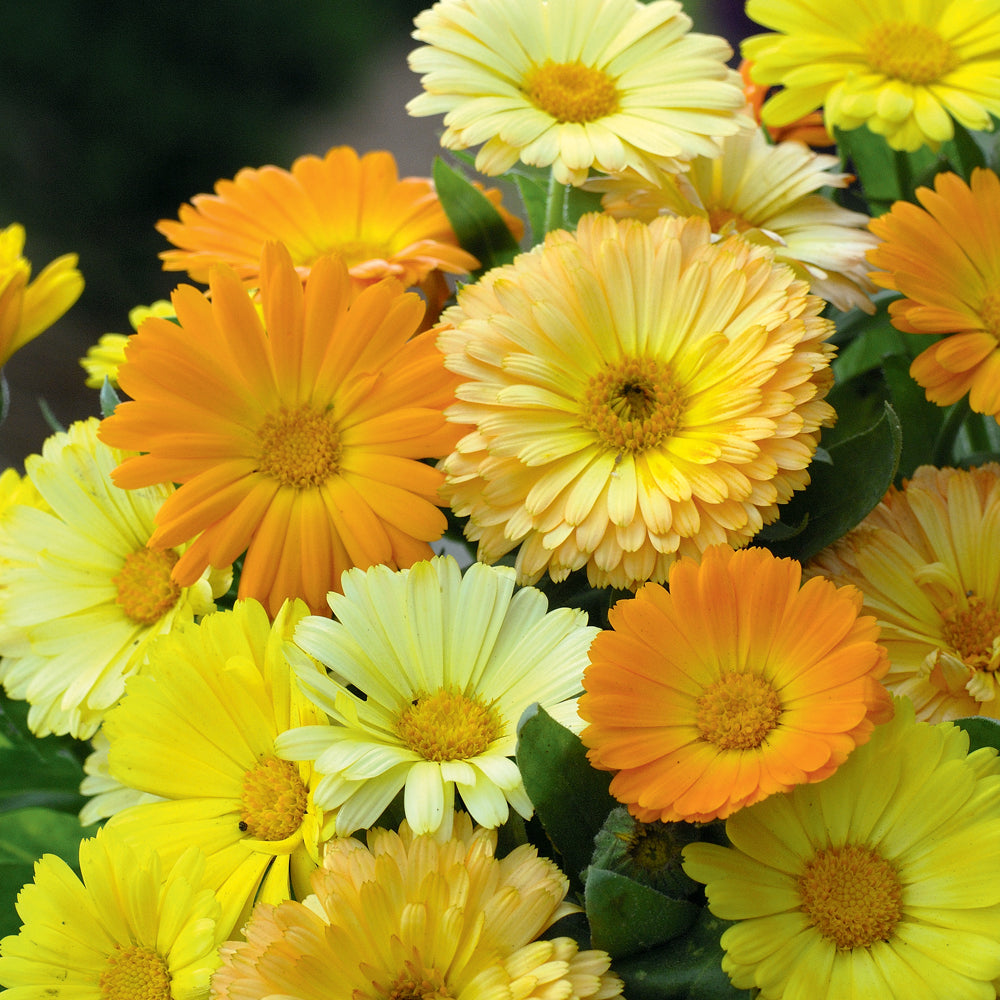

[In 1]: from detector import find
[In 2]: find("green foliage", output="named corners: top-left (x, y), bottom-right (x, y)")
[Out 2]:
top-left (955, 717), bottom-right (1000, 755)
top-left (503, 163), bottom-right (604, 243)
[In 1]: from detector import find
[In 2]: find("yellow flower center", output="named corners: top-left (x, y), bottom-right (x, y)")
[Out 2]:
top-left (523, 60), bottom-right (619, 123)
top-left (240, 757), bottom-right (309, 841)
top-left (374, 962), bottom-right (454, 1000)
top-left (317, 239), bottom-right (391, 270)
top-left (112, 547), bottom-right (181, 625)
top-left (863, 21), bottom-right (958, 85)
top-left (941, 595), bottom-right (1000, 671)
top-left (257, 405), bottom-right (342, 489)
top-left (395, 689), bottom-right (502, 762)
top-left (695, 672), bottom-right (783, 750)
top-left (798, 843), bottom-right (903, 949)
top-left (979, 288), bottom-right (1000, 339)
top-left (582, 358), bottom-right (685, 454)
top-left (708, 207), bottom-right (755, 235)
top-left (99, 944), bottom-right (172, 1000)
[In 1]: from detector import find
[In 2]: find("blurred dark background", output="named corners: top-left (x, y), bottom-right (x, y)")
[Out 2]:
top-left (0, 0), bottom-right (753, 468)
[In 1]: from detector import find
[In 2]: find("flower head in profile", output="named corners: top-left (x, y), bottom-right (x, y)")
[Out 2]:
top-left (742, 0), bottom-right (1000, 152)
top-left (407, 0), bottom-right (750, 186)
top-left (868, 168), bottom-right (1000, 419)
top-left (101, 599), bottom-right (328, 935)
top-left (211, 812), bottom-right (622, 1000)
top-left (579, 545), bottom-right (892, 823)
top-left (99, 242), bottom-right (464, 616)
top-left (0, 222), bottom-right (83, 367)
top-left (591, 126), bottom-right (878, 312)
top-left (0, 827), bottom-right (223, 999)
top-left (439, 213), bottom-right (837, 590)
top-left (275, 555), bottom-right (597, 837)
top-left (807, 464), bottom-right (1000, 723)
top-left (682, 698), bottom-right (1000, 999)
top-left (79, 300), bottom-right (175, 389)
top-left (0, 418), bottom-right (230, 739)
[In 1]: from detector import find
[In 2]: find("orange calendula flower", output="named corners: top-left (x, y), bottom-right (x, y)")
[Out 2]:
top-left (868, 168), bottom-right (1000, 419)
top-left (579, 545), bottom-right (892, 824)
top-left (0, 223), bottom-right (83, 367)
top-left (99, 242), bottom-right (464, 617)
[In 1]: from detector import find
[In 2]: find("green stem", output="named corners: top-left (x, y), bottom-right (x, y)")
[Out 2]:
top-left (542, 169), bottom-right (567, 236)
top-left (933, 397), bottom-right (971, 466)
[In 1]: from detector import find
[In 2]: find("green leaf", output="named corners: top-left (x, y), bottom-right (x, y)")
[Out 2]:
top-left (880, 352), bottom-right (944, 479)
top-left (503, 163), bottom-right (603, 242)
top-left (0, 745), bottom-right (86, 814)
top-left (585, 868), bottom-right (699, 959)
top-left (516, 706), bottom-right (616, 887)
top-left (955, 717), bottom-right (1000, 754)
top-left (99, 376), bottom-right (122, 417)
top-left (432, 157), bottom-right (521, 274)
top-left (836, 125), bottom-right (939, 214)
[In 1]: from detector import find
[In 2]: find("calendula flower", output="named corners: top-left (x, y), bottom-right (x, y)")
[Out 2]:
top-left (211, 813), bottom-right (622, 1000)
top-left (439, 213), bottom-right (837, 590)
top-left (579, 545), bottom-right (892, 823)
top-left (868, 168), bottom-right (1000, 418)
top-left (739, 60), bottom-right (832, 147)
top-left (682, 698), bottom-right (1000, 999)
top-left (79, 729), bottom-right (164, 828)
top-left (592, 126), bottom-right (877, 312)
top-left (102, 599), bottom-right (328, 935)
top-left (79, 300), bottom-right (175, 389)
top-left (275, 555), bottom-right (597, 837)
top-left (0, 827), bottom-right (224, 999)
top-left (99, 242), bottom-right (463, 617)
top-left (0, 222), bottom-right (83, 367)
top-left (0, 418), bottom-right (230, 739)
top-left (407, 0), bottom-right (750, 186)
top-left (742, 0), bottom-right (1000, 152)
top-left (807, 464), bottom-right (1000, 723)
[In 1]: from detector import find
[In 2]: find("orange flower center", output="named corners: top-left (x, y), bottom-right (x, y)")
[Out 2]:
top-left (940, 595), bottom-right (1000, 671)
top-left (708, 207), bottom-right (754, 235)
top-left (112, 547), bottom-right (181, 625)
top-left (863, 22), bottom-right (958, 85)
top-left (327, 239), bottom-right (392, 270)
top-left (395, 689), bottom-right (502, 762)
top-left (695, 672), bottom-right (782, 750)
top-left (257, 405), bottom-right (342, 488)
top-left (582, 358), bottom-right (686, 454)
top-left (240, 757), bottom-right (309, 841)
top-left (798, 843), bottom-right (903, 949)
top-left (979, 288), bottom-right (1000, 339)
top-left (100, 944), bottom-right (172, 1000)
top-left (523, 60), bottom-right (619, 123)
top-left (374, 962), bottom-right (454, 1000)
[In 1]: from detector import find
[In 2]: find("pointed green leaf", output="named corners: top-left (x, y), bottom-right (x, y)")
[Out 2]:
top-left (955, 717), bottom-right (1000, 754)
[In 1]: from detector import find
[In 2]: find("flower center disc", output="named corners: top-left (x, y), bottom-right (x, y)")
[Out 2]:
top-left (524, 60), bottom-right (619, 123)
top-left (100, 944), bottom-right (172, 1000)
top-left (395, 689), bottom-right (502, 762)
top-left (863, 22), bottom-right (958, 85)
top-left (798, 843), bottom-right (903, 949)
top-left (941, 595), bottom-right (1000, 670)
top-left (695, 672), bottom-right (782, 750)
top-left (240, 757), bottom-right (309, 841)
top-left (378, 962), bottom-right (455, 1000)
top-left (257, 405), bottom-right (342, 489)
top-left (112, 547), bottom-right (181, 625)
top-left (980, 289), bottom-right (1000, 339)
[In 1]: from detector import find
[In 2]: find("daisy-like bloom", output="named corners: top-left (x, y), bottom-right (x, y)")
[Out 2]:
top-left (438, 213), bottom-right (837, 590)
top-left (0, 222), bottom-right (83, 367)
top-left (79, 729), bottom-right (164, 828)
top-left (0, 418), bottom-right (230, 739)
top-left (79, 300), bottom-right (175, 389)
top-left (406, 0), bottom-right (750, 187)
top-left (99, 242), bottom-right (464, 617)
top-left (275, 555), bottom-right (597, 837)
top-left (868, 168), bottom-right (1000, 418)
top-left (739, 60), bottom-right (832, 147)
top-left (579, 545), bottom-right (892, 823)
top-left (682, 697), bottom-right (1000, 999)
top-left (101, 598), bottom-right (329, 935)
top-left (742, 0), bottom-right (1000, 153)
top-left (211, 812), bottom-right (622, 1000)
top-left (0, 826), bottom-right (224, 999)
top-left (591, 126), bottom-right (878, 312)
top-left (807, 464), bottom-right (1000, 723)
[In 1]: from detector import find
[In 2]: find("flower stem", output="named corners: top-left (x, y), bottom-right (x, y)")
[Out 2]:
top-left (543, 169), bottom-right (567, 236)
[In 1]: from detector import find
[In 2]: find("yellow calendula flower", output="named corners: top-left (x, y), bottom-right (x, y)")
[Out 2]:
top-left (79, 300), bottom-right (175, 389)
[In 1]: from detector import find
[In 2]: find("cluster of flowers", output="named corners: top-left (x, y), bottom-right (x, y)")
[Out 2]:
top-left (3, 1), bottom-right (1000, 998)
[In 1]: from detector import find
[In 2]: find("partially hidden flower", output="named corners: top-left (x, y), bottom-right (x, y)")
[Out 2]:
top-left (438, 213), bottom-right (837, 590)
top-left (79, 299), bottom-right (175, 389)
top-left (0, 222), bottom-right (83, 367)
top-left (682, 697), bottom-right (1000, 999)
top-left (0, 418), bottom-right (230, 739)
top-left (591, 125), bottom-right (878, 312)
top-left (739, 59), bottom-right (832, 147)
top-left (211, 812), bottom-right (622, 1000)
top-left (275, 555), bottom-right (597, 837)
top-left (807, 463), bottom-right (1000, 723)
top-left (407, 0), bottom-right (750, 186)
top-left (868, 167), bottom-right (1000, 419)
top-left (579, 544), bottom-right (892, 823)
top-left (101, 598), bottom-right (328, 935)
top-left (0, 826), bottom-right (224, 999)
top-left (99, 241), bottom-right (464, 617)
top-left (742, 0), bottom-right (1000, 152)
